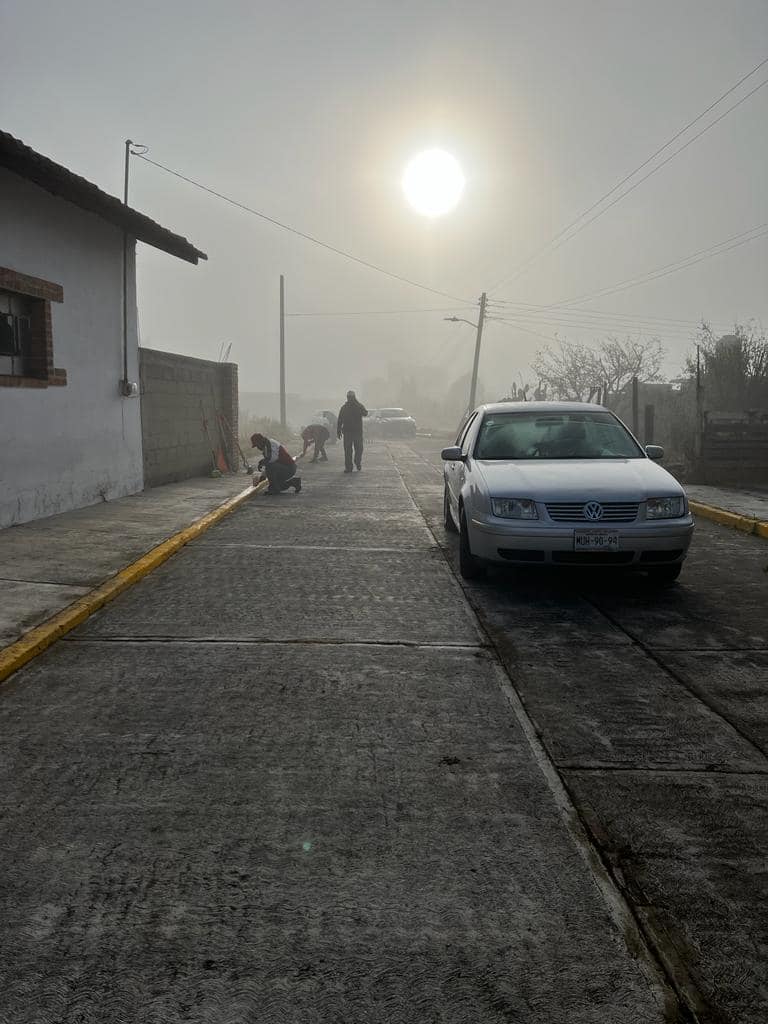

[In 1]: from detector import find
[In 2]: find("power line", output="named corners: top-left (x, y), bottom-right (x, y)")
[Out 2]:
top-left (487, 312), bottom-right (700, 340)
top-left (538, 78), bottom-right (768, 266)
top-left (488, 56), bottom-right (768, 294)
top-left (550, 222), bottom-right (768, 307)
top-left (135, 153), bottom-right (470, 304)
top-left (486, 300), bottom-right (730, 335)
top-left (487, 298), bottom-right (726, 329)
top-left (487, 309), bottom-right (697, 339)
top-left (487, 318), bottom-right (558, 344)
top-left (286, 305), bottom-right (474, 317)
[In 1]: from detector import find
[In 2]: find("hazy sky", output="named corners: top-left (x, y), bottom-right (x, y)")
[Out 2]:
top-left (3, 0), bottom-right (767, 401)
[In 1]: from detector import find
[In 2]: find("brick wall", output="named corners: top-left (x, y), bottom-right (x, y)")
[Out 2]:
top-left (139, 348), bottom-right (239, 487)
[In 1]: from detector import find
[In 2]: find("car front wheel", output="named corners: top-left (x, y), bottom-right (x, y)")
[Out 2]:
top-left (459, 508), bottom-right (486, 580)
top-left (443, 483), bottom-right (458, 533)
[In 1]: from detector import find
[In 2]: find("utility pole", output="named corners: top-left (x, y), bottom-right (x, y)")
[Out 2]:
top-left (279, 274), bottom-right (286, 429)
top-left (120, 139), bottom-right (132, 394)
top-left (468, 292), bottom-right (487, 412)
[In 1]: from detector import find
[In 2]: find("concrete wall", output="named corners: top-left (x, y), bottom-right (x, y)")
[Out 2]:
top-left (0, 170), bottom-right (143, 528)
top-left (140, 348), bottom-right (238, 486)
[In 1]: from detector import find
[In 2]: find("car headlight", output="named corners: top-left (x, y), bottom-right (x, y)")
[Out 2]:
top-left (491, 498), bottom-right (538, 520)
top-left (646, 496), bottom-right (685, 519)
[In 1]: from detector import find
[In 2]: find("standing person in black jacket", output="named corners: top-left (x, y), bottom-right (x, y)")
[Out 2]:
top-left (337, 390), bottom-right (368, 472)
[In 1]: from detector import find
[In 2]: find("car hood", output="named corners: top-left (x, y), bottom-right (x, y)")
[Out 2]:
top-left (474, 458), bottom-right (683, 500)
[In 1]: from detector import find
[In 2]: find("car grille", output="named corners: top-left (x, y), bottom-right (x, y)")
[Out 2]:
top-left (545, 502), bottom-right (640, 523)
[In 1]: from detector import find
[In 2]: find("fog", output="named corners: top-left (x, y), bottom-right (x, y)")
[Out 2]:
top-left (3, 0), bottom-right (767, 424)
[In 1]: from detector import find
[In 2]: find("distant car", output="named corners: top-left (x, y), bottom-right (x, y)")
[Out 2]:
top-left (442, 402), bottom-right (694, 583)
top-left (369, 407), bottom-right (417, 438)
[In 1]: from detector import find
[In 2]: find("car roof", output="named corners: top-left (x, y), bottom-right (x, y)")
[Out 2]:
top-left (476, 401), bottom-right (609, 414)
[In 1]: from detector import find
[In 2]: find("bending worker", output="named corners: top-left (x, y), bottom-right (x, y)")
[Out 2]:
top-left (301, 422), bottom-right (330, 463)
top-left (337, 390), bottom-right (368, 472)
top-left (250, 433), bottom-right (302, 494)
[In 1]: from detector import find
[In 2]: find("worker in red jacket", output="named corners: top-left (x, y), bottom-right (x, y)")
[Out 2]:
top-left (250, 433), bottom-right (301, 494)
top-left (301, 423), bottom-right (330, 463)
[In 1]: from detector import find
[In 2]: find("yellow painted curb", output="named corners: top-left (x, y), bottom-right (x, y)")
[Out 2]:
top-left (0, 481), bottom-right (264, 686)
top-left (689, 500), bottom-right (768, 539)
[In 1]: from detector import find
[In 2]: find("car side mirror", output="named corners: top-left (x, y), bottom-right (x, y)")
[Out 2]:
top-left (441, 445), bottom-right (464, 461)
top-left (645, 445), bottom-right (664, 461)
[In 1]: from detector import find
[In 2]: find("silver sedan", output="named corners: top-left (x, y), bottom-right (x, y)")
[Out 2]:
top-left (442, 402), bottom-right (694, 583)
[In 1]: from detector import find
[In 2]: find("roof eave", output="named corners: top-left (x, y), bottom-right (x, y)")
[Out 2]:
top-left (0, 132), bottom-right (206, 265)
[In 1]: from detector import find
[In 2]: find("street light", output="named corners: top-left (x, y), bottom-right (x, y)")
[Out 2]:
top-left (444, 292), bottom-right (487, 413)
top-left (444, 316), bottom-right (478, 329)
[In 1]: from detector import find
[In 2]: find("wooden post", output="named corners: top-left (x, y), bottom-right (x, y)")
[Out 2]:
top-left (279, 275), bottom-right (286, 429)
top-left (695, 344), bottom-right (703, 458)
top-left (644, 403), bottom-right (655, 445)
top-left (631, 376), bottom-right (639, 436)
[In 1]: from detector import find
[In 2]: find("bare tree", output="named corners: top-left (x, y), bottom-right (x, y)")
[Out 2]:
top-left (687, 321), bottom-right (768, 408)
top-left (599, 337), bottom-right (664, 400)
top-left (531, 340), bottom-right (603, 402)
top-left (532, 336), bottom-right (664, 403)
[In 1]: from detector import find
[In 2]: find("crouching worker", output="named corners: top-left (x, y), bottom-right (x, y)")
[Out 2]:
top-left (250, 433), bottom-right (301, 494)
top-left (301, 422), bottom-right (330, 463)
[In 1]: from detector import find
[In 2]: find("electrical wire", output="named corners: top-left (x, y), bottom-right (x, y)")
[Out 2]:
top-left (487, 318), bottom-right (559, 343)
top-left (134, 153), bottom-right (471, 304)
top-left (486, 312), bottom-right (700, 340)
top-left (549, 222), bottom-right (768, 307)
top-left (487, 298), bottom-right (724, 328)
top-left (286, 306), bottom-right (474, 317)
top-left (537, 79), bottom-right (768, 267)
top-left (485, 301), bottom-right (731, 336)
top-left (488, 56), bottom-right (768, 294)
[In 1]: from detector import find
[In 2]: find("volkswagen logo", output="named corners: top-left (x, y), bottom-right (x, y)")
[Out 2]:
top-left (583, 501), bottom-right (604, 521)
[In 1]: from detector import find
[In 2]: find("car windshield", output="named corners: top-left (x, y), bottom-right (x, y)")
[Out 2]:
top-left (380, 408), bottom-right (406, 418)
top-left (474, 411), bottom-right (644, 460)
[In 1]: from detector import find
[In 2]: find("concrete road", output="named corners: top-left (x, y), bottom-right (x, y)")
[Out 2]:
top-left (395, 437), bottom-right (768, 1024)
top-left (0, 446), bottom-right (678, 1024)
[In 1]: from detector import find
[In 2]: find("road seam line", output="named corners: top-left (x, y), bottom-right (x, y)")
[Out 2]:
top-left (0, 482), bottom-right (262, 686)
top-left (61, 636), bottom-right (489, 650)
top-left (580, 595), bottom-right (768, 764)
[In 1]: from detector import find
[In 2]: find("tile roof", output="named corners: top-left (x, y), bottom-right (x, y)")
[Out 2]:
top-left (0, 131), bottom-right (207, 265)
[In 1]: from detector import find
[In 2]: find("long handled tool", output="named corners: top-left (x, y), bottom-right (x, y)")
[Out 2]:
top-left (217, 411), bottom-right (254, 474)
top-left (200, 401), bottom-right (221, 477)
top-left (208, 387), bottom-right (235, 474)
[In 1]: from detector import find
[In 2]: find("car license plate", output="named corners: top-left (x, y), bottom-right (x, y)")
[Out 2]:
top-left (574, 530), bottom-right (620, 551)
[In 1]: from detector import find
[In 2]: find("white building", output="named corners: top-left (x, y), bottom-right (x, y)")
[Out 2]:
top-left (0, 132), bottom-right (206, 528)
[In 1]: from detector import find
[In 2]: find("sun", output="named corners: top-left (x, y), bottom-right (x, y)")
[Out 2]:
top-left (402, 149), bottom-right (465, 217)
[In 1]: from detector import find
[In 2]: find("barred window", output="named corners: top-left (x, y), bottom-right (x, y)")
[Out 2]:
top-left (0, 291), bottom-right (35, 377)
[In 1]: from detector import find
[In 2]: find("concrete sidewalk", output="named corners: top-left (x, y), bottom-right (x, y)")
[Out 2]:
top-left (0, 473), bottom-right (250, 647)
top-left (687, 484), bottom-right (768, 538)
top-left (687, 484), bottom-right (768, 521)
